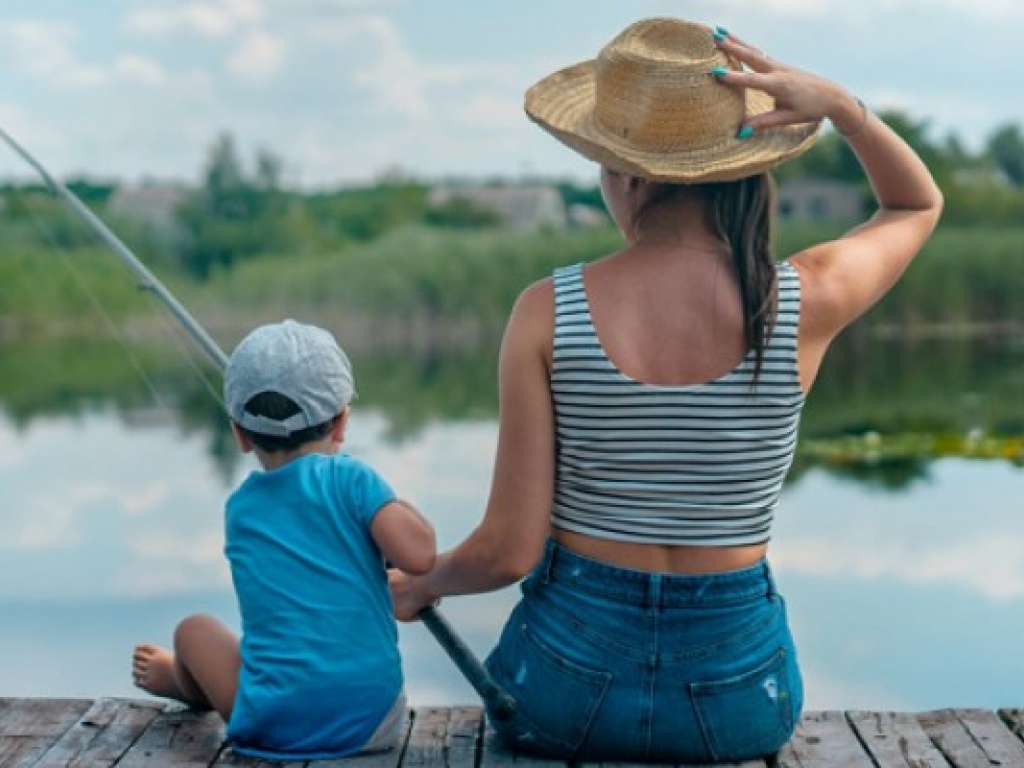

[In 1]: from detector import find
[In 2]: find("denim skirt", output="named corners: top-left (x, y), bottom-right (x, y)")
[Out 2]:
top-left (484, 539), bottom-right (803, 763)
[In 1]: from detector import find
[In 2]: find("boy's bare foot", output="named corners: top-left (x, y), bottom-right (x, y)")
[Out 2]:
top-left (132, 644), bottom-right (189, 701)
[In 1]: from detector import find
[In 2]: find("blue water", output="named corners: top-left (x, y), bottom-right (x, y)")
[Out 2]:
top-left (1, 408), bottom-right (1021, 710)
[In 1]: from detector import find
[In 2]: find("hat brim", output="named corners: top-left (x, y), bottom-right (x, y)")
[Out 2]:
top-left (525, 61), bottom-right (821, 184)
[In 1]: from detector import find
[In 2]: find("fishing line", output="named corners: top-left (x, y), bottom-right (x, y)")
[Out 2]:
top-left (10, 184), bottom-right (172, 412)
top-left (145, 298), bottom-right (226, 410)
top-left (0, 126), bottom-right (518, 722)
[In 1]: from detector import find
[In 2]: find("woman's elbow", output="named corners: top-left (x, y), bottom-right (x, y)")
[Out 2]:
top-left (493, 543), bottom-right (545, 583)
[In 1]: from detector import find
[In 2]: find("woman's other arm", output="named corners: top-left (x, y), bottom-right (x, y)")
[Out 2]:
top-left (716, 33), bottom-right (944, 389)
top-left (391, 279), bottom-right (556, 620)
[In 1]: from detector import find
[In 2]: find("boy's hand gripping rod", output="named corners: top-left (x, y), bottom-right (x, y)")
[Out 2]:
top-left (0, 126), bottom-right (517, 722)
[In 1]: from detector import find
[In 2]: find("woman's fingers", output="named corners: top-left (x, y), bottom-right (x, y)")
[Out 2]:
top-left (712, 33), bottom-right (834, 130)
top-left (715, 32), bottom-right (775, 74)
top-left (744, 108), bottom-right (806, 133)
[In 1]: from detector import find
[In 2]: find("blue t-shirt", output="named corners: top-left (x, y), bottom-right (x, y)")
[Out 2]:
top-left (224, 452), bottom-right (401, 759)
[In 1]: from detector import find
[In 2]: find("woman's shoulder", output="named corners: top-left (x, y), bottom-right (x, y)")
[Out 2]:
top-left (514, 274), bottom-right (557, 314)
top-left (502, 275), bottom-right (558, 361)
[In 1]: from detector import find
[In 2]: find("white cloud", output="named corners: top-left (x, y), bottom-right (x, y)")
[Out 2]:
top-left (126, 530), bottom-right (224, 563)
top-left (4, 497), bottom-right (79, 551)
top-left (776, 462), bottom-right (1024, 602)
top-left (113, 557), bottom-right (232, 596)
top-left (774, 535), bottom-right (1024, 601)
top-left (226, 31), bottom-right (286, 83)
top-left (0, 480), bottom-right (176, 552)
top-left (114, 55), bottom-right (166, 86)
top-left (3, 21), bottom-right (103, 87)
top-left (715, 0), bottom-right (826, 17)
top-left (935, 0), bottom-right (1024, 18)
top-left (323, 15), bottom-right (429, 119)
top-left (127, 0), bottom-right (266, 40)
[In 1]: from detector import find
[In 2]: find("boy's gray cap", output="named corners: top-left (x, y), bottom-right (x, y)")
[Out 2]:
top-left (225, 319), bottom-right (355, 437)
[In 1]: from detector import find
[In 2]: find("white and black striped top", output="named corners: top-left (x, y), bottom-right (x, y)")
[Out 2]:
top-left (551, 261), bottom-right (804, 546)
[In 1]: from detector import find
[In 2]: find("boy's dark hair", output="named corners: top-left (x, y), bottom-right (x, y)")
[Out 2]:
top-left (239, 391), bottom-right (338, 452)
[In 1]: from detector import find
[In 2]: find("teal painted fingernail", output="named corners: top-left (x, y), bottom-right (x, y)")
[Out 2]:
top-left (711, 66), bottom-right (729, 78)
top-left (737, 125), bottom-right (755, 140)
top-left (714, 25), bottom-right (730, 40)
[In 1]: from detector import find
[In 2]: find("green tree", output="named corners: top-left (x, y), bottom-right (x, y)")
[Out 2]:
top-left (175, 134), bottom-right (290, 278)
top-left (424, 195), bottom-right (500, 229)
top-left (987, 124), bottom-right (1024, 188)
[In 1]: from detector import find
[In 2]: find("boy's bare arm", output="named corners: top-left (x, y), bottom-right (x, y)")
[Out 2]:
top-left (371, 500), bottom-right (436, 575)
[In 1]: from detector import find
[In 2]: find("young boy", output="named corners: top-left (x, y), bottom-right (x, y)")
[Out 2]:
top-left (132, 319), bottom-right (436, 759)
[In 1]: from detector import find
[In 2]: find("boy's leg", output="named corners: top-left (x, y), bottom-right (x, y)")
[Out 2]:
top-left (133, 613), bottom-right (240, 722)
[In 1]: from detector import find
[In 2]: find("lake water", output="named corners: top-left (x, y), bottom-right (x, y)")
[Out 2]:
top-left (1, 335), bottom-right (1022, 711)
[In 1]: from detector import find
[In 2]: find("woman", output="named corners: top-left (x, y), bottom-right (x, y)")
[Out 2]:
top-left (391, 18), bottom-right (942, 763)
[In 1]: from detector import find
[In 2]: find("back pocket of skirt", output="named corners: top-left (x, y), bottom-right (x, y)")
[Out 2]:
top-left (690, 647), bottom-right (796, 762)
top-left (493, 622), bottom-right (611, 756)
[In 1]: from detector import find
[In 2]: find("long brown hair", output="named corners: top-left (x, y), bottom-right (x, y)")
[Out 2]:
top-left (632, 173), bottom-right (778, 381)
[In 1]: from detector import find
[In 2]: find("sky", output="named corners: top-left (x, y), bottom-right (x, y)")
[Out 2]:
top-left (0, 0), bottom-right (1021, 188)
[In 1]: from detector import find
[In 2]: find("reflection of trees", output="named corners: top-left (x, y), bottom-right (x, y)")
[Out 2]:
top-left (787, 453), bottom-right (932, 492)
top-left (0, 337), bottom-right (501, 475)
top-left (803, 333), bottom-right (1024, 438)
top-left (350, 349), bottom-right (498, 441)
top-left (3, 334), bottom-right (1023, 491)
top-left (0, 336), bottom-right (241, 482)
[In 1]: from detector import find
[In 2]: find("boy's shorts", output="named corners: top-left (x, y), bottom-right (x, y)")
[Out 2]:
top-left (360, 692), bottom-right (407, 753)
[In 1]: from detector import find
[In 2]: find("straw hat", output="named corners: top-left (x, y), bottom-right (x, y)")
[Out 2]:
top-left (525, 18), bottom-right (820, 183)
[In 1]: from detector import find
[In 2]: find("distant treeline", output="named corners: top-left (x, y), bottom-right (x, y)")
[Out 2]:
top-left (1, 110), bottom-right (1023, 279)
top-left (2, 221), bottom-right (1023, 349)
top-left (1, 110), bottom-right (1023, 343)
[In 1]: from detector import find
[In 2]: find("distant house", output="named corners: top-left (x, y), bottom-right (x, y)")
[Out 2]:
top-left (428, 183), bottom-right (567, 232)
top-left (107, 183), bottom-right (189, 237)
top-left (777, 178), bottom-right (862, 223)
top-left (567, 203), bottom-right (608, 229)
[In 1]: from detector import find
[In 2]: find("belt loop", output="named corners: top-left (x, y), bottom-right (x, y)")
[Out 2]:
top-left (646, 573), bottom-right (663, 610)
top-left (764, 561), bottom-right (778, 598)
top-left (541, 539), bottom-right (558, 584)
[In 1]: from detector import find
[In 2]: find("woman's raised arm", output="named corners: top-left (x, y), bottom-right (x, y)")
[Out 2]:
top-left (715, 32), bottom-right (944, 388)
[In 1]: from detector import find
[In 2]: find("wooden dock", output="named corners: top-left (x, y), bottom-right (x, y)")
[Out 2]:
top-left (2, 698), bottom-right (1023, 767)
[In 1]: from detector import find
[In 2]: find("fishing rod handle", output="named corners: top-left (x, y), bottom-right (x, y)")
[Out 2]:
top-left (418, 605), bottom-right (517, 722)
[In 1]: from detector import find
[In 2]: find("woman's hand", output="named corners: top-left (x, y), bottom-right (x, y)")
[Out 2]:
top-left (388, 568), bottom-right (437, 622)
top-left (713, 31), bottom-right (863, 136)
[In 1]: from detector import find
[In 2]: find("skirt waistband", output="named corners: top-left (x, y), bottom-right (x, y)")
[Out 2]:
top-left (536, 539), bottom-right (777, 608)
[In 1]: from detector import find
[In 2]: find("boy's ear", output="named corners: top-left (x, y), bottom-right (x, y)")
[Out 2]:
top-left (231, 421), bottom-right (254, 453)
top-left (332, 407), bottom-right (351, 445)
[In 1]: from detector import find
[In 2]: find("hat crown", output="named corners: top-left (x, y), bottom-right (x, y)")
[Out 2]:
top-left (224, 319), bottom-right (354, 437)
top-left (593, 19), bottom-right (743, 152)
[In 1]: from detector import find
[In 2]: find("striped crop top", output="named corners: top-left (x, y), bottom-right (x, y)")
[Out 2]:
top-left (550, 261), bottom-right (804, 547)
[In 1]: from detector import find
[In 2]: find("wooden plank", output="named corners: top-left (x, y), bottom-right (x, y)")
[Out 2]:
top-left (311, 707), bottom-right (415, 768)
top-left (847, 710), bottom-right (950, 768)
top-left (446, 707), bottom-right (483, 768)
top-left (210, 745), bottom-right (285, 768)
top-left (545, 757), bottom-right (762, 766)
top-left (478, 720), bottom-right (567, 767)
top-left (0, 698), bottom-right (93, 768)
top-left (117, 706), bottom-right (226, 768)
top-left (1001, 708), bottom-right (1024, 744)
top-left (33, 697), bottom-right (167, 768)
top-left (918, 708), bottom-right (1024, 768)
top-left (954, 709), bottom-right (1024, 767)
top-left (402, 707), bottom-right (450, 767)
top-left (775, 711), bottom-right (873, 768)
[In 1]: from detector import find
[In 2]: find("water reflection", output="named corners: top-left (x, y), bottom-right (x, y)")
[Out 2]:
top-left (6, 332), bottom-right (1024, 471)
top-left (0, 334), bottom-right (1022, 708)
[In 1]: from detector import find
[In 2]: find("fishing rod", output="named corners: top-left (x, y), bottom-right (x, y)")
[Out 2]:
top-left (0, 126), bottom-right (517, 722)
